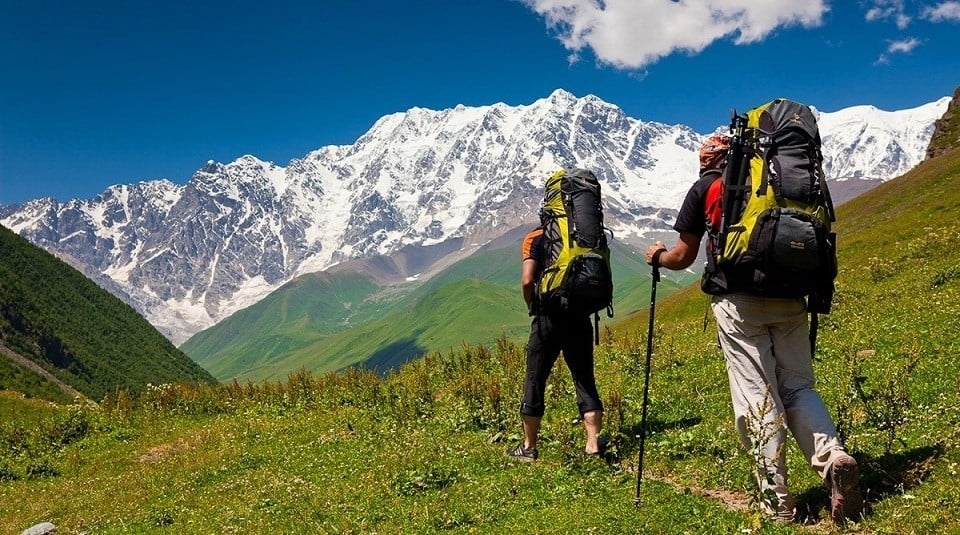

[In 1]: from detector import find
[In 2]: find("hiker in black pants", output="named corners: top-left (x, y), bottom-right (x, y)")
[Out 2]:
top-left (505, 226), bottom-right (604, 461)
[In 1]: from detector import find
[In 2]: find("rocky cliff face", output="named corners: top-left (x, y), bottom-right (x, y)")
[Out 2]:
top-left (926, 86), bottom-right (960, 160)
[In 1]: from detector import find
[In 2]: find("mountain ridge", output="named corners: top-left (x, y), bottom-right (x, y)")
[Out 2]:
top-left (0, 90), bottom-right (950, 344)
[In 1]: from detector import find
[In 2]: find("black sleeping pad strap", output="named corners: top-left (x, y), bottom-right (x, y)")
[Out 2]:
top-left (594, 312), bottom-right (600, 346)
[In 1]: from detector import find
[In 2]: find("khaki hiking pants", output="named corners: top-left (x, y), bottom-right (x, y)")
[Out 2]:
top-left (711, 293), bottom-right (848, 518)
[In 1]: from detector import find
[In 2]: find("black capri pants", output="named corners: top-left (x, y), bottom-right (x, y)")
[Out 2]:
top-left (520, 312), bottom-right (603, 418)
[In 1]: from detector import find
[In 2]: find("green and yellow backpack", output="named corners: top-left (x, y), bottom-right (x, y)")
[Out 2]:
top-left (704, 98), bottom-right (838, 314)
top-left (537, 168), bottom-right (614, 319)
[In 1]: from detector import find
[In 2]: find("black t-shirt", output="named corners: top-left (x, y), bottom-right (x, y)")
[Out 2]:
top-left (673, 172), bottom-right (718, 238)
top-left (675, 170), bottom-right (735, 295)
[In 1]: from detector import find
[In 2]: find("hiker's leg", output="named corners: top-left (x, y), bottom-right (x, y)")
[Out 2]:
top-left (560, 314), bottom-right (603, 453)
top-left (522, 414), bottom-right (541, 451)
top-left (767, 298), bottom-right (848, 481)
top-left (582, 410), bottom-right (602, 454)
top-left (713, 295), bottom-right (794, 519)
top-left (521, 315), bottom-right (561, 449)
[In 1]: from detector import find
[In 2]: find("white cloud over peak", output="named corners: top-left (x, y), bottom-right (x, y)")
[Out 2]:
top-left (875, 37), bottom-right (922, 65)
top-left (923, 1), bottom-right (960, 22)
top-left (521, 0), bottom-right (827, 69)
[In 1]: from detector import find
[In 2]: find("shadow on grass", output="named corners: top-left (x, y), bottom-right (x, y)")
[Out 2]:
top-left (795, 444), bottom-right (943, 522)
top-left (603, 417), bottom-right (703, 463)
top-left (623, 416), bottom-right (703, 437)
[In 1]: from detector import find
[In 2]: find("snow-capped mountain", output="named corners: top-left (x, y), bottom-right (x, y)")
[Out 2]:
top-left (818, 97), bottom-right (952, 180)
top-left (0, 90), bottom-right (950, 343)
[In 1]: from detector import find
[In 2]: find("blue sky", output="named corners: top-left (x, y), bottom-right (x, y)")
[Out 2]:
top-left (2, 0), bottom-right (958, 205)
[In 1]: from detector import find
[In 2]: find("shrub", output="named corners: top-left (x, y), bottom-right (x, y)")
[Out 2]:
top-left (392, 467), bottom-right (460, 496)
top-left (44, 405), bottom-right (91, 446)
top-left (25, 457), bottom-right (59, 479)
top-left (867, 256), bottom-right (897, 282)
top-left (0, 459), bottom-right (20, 481)
top-left (931, 265), bottom-right (960, 288)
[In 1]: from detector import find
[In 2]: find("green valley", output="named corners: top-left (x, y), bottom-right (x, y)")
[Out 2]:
top-left (183, 237), bottom-right (695, 381)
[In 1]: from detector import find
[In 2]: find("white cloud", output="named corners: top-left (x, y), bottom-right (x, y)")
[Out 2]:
top-left (864, 8), bottom-right (887, 21)
top-left (864, 0), bottom-right (911, 28)
top-left (875, 36), bottom-right (921, 65)
top-left (520, 0), bottom-right (827, 69)
top-left (923, 1), bottom-right (960, 22)
top-left (887, 37), bottom-right (921, 53)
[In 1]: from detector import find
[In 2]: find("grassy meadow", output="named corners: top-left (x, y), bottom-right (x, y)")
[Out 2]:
top-left (2, 148), bottom-right (960, 533)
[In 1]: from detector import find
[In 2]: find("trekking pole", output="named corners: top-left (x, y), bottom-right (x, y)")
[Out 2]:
top-left (634, 263), bottom-right (660, 509)
top-left (718, 111), bottom-right (748, 256)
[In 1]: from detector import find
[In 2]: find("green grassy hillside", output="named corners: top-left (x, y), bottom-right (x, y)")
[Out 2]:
top-left (1, 149), bottom-right (959, 533)
top-left (0, 356), bottom-right (73, 404)
top-left (242, 278), bottom-right (528, 380)
top-left (0, 226), bottom-right (215, 402)
top-left (185, 237), bottom-right (694, 382)
top-left (181, 270), bottom-right (384, 378)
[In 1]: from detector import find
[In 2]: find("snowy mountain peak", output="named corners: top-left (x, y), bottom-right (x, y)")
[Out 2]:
top-left (817, 97), bottom-right (950, 180)
top-left (200, 160), bottom-right (224, 174)
top-left (545, 88), bottom-right (579, 105)
top-left (1, 91), bottom-right (951, 344)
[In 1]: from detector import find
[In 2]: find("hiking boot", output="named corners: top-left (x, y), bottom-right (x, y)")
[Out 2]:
top-left (505, 442), bottom-right (538, 462)
top-left (829, 454), bottom-right (863, 525)
top-left (771, 509), bottom-right (798, 525)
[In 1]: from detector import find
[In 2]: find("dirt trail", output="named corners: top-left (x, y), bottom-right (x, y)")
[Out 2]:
top-left (649, 472), bottom-right (833, 532)
top-left (0, 341), bottom-right (89, 402)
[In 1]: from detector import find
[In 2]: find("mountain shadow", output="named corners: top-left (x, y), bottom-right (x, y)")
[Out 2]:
top-left (361, 331), bottom-right (428, 374)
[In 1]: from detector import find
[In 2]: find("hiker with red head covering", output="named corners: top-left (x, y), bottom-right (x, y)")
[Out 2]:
top-left (645, 125), bottom-right (862, 525)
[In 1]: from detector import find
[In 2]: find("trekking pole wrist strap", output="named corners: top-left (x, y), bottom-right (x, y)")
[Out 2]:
top-left (652, 248), bottom-right (665, 269)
